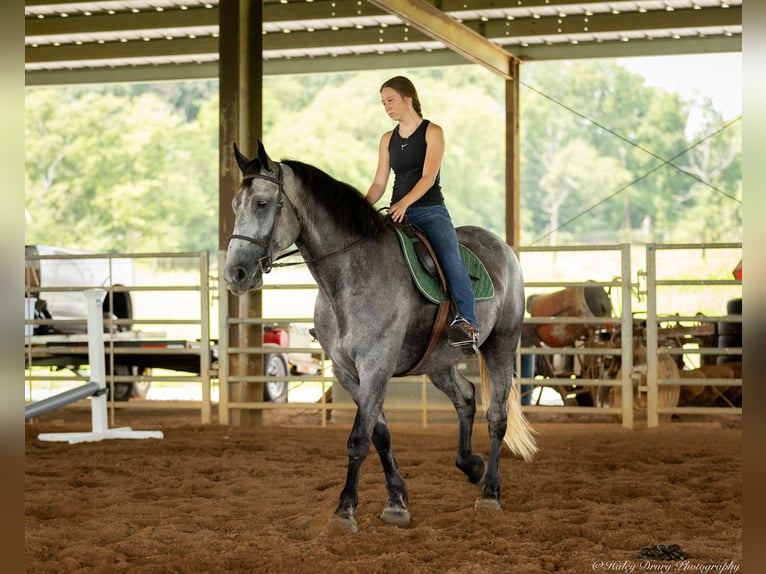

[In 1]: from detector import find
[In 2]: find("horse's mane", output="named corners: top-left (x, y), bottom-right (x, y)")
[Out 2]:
top-left (282, 159), bottom-right (388, 238)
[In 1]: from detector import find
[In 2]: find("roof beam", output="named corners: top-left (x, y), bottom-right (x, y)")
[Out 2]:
top-left (26, 37), bottom-right (219, 63)
top-left (24, 0), bottom-right (742, 86)
top-left (437, 0), bottom-right (645, 7)
top-left (262, 24), bottom-right (432, 51)
top-left (26, 25), bottom-right (439, 63)
top-left (514, 34), bottom-right (742, 62)
top-left (25, 1), bottom-right (742, 41)
top-left (26, 6), bottom-right (218, 37)
top-left (263, 0), bottom-right (387, 21)
top-left (25, 32), bottom-right (741, 87)
top-left (27, 5), bottom-right (741, 47)
top-left (475, 7), bottom-right (742, 38)
top-left (366, 0), bottom-right (516, 79)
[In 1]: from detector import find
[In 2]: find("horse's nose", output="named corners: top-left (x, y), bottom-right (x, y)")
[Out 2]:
top-left (223, 265), bottom-right (247, 286)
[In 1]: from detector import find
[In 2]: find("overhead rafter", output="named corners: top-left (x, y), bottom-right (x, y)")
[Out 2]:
top-left (25, 0), bottom-right (743, 86)
top-left (367, 0), bottom-right (516, 79)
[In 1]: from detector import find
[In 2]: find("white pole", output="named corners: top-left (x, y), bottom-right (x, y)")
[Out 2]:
top-left (84, 289), bottom-right (108, 434)
top-left (36, 289), bottom-right (164, 443)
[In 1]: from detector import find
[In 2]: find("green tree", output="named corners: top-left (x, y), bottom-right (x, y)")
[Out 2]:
top-left (674, 105), bottom-right (742, 243)
top-left (517, 59), bottom-right (740, 246)
top-left (537, 139), bottom-right (632, 245)
top-left (25, 88), bottom-right (220, 253)
top-left (263, 72), bottom-right (388, 191)
top-left (25, 64), bottom-right (741, 253)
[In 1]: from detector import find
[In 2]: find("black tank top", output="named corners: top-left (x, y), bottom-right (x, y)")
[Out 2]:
top-left (389, 119), bottom-right (444, 207)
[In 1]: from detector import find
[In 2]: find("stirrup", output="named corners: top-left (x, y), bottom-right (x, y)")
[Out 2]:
top-left (448, 317), bottom-right (479, 347)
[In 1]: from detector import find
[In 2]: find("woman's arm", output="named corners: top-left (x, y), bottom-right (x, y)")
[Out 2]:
top-left (366, 131), bottom-right (393, 205)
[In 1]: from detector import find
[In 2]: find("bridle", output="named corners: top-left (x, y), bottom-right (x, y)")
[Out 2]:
top-left (227, 162), bottom-right (372, 272)
top-left (227, 163), bottom-right (288, 274)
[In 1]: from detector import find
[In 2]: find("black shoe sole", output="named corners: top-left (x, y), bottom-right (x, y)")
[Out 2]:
top-left (460, 343), bottom-right (477, 356)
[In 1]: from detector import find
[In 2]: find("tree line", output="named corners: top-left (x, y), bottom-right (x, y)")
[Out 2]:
top-left (24, 61), bottom-right (741, 254)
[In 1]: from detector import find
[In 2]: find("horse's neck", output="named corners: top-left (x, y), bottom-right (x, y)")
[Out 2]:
top-left (289, 190), bottom-right (366, 265)
top-left (296, 228), bottom-right (383, 299)
top-left (283, 169), bottom-right (386, 291)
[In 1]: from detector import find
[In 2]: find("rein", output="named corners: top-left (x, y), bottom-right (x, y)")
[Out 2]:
top-left (227, 164), bottom-right (372, 271)
top-left (257, 236), bottom-right (371, 270)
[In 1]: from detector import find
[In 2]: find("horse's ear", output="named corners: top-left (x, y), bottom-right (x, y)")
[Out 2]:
top-left (233, 142), bottom-right (251, 174)
top-left (256, 140), bottom-right (275, 174)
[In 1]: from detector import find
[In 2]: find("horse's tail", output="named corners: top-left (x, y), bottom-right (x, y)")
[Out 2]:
top-left (479, 352), bottom-right (538, 462)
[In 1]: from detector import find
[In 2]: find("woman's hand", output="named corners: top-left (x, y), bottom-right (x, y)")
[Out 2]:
top-left (389, 201), bottom-right (407, 223)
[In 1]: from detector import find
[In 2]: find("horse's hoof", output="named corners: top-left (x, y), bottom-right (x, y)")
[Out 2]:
top-left (474, 497), bottom-right (502, 511)
top-left (460, 457), bottom-right (485, 485)
top-left (380, 505), bottom-right (411, 527)
top-left (328, 515), bottom-right (359, 533)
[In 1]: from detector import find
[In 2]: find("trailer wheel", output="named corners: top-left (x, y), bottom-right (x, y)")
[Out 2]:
top-left (603, 351), bottom-right (680, 418)
top-left (109, 365), bottom-right (148, 402)
top-left (109, 365), bottom-right (134, 402)
top-left (264, 353), bottom-right (289, 403)
top-left (103, 287), bottom-right (133, 332)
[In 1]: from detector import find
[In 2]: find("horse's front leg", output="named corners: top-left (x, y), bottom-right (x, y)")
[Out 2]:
top-left (371, 412), bottom-right (410, 526)
top-left (332, 395), bottom-right (409, 530)
top-left (332, 409), bottom-right (371, 533)
top-left (331, 365), bottom-right (395, 533)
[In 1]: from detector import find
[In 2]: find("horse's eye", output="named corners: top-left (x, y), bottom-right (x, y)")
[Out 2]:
top-left (255, 200), bottom-right (268, 209)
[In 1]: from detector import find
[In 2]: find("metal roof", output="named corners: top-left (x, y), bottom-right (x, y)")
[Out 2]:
top-left (25, 0), bottom-right (742, 85)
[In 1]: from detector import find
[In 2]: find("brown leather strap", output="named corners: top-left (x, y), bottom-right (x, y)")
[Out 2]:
top-left (397, 227), bottom-right (452, 376)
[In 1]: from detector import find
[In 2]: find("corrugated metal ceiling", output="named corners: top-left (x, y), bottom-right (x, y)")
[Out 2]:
top-left (25, 0), bottom-right (742, 85)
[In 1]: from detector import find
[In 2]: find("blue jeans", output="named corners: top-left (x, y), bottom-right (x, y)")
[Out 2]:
top-left (406, 205), bottom-right (478, 328)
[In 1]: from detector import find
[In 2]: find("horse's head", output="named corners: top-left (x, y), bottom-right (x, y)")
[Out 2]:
top-left (224, 140), bottom-right (300, 295)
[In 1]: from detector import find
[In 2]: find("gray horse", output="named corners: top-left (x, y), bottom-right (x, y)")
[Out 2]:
top-left (224, 141), bottom-right (536, 532)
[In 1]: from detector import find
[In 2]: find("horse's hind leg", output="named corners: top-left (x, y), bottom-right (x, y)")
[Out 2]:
top-left (475, 331), bottom-right (519, 508)
top-left (372, 412), bottom-right (410, 526)
top-left (429, 366), bottom-right (485, 485)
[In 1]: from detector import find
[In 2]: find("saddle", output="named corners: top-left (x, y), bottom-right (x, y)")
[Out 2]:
top-left (393, 222), bottom-right (495, 304)
top-left (391, 220), bottom-right (495, 375)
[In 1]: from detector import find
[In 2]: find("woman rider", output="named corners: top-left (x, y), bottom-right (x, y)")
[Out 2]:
top-left (365, 76), bottom-right (479, 350)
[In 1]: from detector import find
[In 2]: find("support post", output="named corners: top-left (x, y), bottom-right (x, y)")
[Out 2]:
top-left (620, 244), bottom-right (634, 429)
top-left (86, 289), bottom-right (108, 434)
top-left (219, 0), bottom-right (264, 426)
top-left (646, 244), bottom-right (659, 428)
top-left (505, 58), bottom-right (521, 247)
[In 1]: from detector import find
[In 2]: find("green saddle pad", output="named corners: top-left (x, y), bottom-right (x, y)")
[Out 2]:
top-left (394, 227), bottom-right (495, 304)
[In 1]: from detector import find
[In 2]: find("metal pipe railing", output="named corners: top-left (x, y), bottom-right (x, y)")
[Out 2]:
top-left (644, 243), bottom-right (742, 427)
top-left (25, 251), bottom-right (212, 423)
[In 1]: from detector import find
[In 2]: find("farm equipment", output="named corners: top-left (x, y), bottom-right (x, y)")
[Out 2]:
top-left (524, 285), bottom-right (617, 407)
top-left (523, 286), bottom-right (742, 412)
